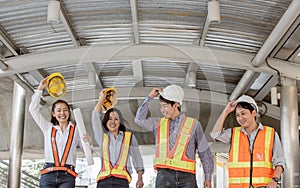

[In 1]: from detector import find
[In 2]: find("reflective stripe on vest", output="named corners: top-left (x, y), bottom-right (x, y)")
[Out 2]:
top-left (40, 125), bottom-right (78, 177)
top-left (228, 126), bottom-right (275, 188)
top-left (97, 132), bottom-right (132, 183)
top-left (154, 117), bottom-right (196, 174)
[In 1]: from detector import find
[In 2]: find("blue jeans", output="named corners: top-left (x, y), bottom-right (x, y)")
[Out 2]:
top-left (97, 176), bottom-right (129, 188)
top-left (40, 171), bottom-right (75, 188)
top-left (40, 163), bottom-right (76, 188)
top-left (155, 168), bottom-right (198, 188)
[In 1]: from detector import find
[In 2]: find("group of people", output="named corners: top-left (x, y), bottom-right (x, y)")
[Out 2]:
top-left (29, 77), bottom-right (286, 188)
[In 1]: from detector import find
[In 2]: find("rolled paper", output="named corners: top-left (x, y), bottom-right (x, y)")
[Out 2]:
top-left (73, 108), bottom-right (94, 165)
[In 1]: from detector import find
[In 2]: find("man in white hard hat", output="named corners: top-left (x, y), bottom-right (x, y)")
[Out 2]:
top-left (210, 95), bottom-right (286, 188)
top-left (135, 85), bottom-right (213, 188)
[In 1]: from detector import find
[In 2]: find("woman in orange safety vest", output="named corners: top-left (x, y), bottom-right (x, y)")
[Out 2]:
top-left (91, 89), bottom-right (144, 188)
top-left (210, 95), bottom-right (286, 188)
top-left (29, 77), bottom-right (92, 188)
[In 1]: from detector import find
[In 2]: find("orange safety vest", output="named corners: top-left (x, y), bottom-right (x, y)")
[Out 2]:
top-left (97, 132), bottom-right (132, 183)
top-left (154, 117), bottom-right (197, 174)
top-left (40, 125), bottom-right (78, 177)
top-left (228, 126), bottom-right (275, 188)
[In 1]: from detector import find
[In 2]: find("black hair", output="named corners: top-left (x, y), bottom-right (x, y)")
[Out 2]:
top-left (51, 99), bottom-right (72, 125)
top-left (234, 102), bottom-right (255, 113)
top-left (102, 108), bottom-right (126, 132)
top-left (235, 102), bottom-right (257, 121)
top-left (159, 95), bottom-right (181, 112)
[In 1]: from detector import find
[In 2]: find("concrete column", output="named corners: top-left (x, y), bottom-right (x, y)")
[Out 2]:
top-left (280, 77), bottom-right (299, 187)
top-left (8, 81), bottom-right (26, 188)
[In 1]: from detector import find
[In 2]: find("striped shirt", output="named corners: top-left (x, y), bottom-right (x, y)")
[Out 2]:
top-left (135, 96), bottom-right (214, 181)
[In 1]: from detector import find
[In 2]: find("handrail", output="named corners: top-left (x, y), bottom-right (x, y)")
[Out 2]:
top-left (0, 160), bottom-right (39, 188)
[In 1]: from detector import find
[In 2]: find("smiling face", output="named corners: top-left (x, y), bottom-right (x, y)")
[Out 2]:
top-left (51, 102), bottom-right (70, 125)
top-left (159, 101), bottom-right (180, 120)
top-left (106, 111), bottom-right (120, 134)
top-left (235, 105), bottom-right (257, 129)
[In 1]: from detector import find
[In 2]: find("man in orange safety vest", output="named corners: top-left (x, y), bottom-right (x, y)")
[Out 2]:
top-left (211, 95), bottom-right (286, 188)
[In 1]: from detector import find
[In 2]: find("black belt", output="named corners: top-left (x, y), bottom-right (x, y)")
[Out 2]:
top-left (157, 168), bottom-right (195, 176)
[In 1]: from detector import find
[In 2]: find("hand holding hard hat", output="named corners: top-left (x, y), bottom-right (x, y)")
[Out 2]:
top-left (37, 77), bottom-right (49, 91)
top-left (225, 95), bottom-right (259, 114)
top-left (236, 95), bottom-right (258, 112)
top-left (148, 87), bottom-right (163, 99)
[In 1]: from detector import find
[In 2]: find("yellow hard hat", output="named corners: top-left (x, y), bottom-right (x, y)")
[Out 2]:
top-left (46, 72), bottom-right (68, 98)
top-left (101, 87), bottom-right (117, 111)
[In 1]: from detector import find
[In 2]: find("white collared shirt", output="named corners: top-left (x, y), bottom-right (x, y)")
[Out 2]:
top-left (29, 90), bottom-right (82, 166)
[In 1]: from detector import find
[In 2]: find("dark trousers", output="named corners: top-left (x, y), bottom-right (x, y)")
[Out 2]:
top-left (40, 163), bottom-right (76, 188)
top-left (155, 168), bottom-right (198, 188)
top-left (97, 176), bottom-right (129, 188)
top-left (40, 171), bottom-right (75, 188)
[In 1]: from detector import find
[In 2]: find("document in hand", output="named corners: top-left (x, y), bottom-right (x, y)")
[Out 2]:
top-left (73, 108), bottom-right (94, 165)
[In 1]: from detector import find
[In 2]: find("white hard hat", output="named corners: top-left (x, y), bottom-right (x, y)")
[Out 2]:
top-left (160, 85), bottom-right (184, 105)
top-left (237, 95), bottom-right (258, 112)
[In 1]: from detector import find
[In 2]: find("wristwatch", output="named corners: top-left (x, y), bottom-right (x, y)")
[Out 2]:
top-left (272, 177), bottom-right (279, 183)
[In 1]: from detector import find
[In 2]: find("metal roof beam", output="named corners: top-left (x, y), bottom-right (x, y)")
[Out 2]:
top-left (270, 14), bottom-right (300, 60)
top-left (0, 25), bottom-right (19, 56)
top-left (28, 70), bottom-right (46, 82)
top-left (231, 0), bottom-right (300, 102)
top-left (252, 0), bottom-right (300, 67)
top-left (199, 0), bottom-right (220, 46)
top-left (2, 44), bottom-right (299, 80)
top-left (85, 62), bottom-right (103, 89)
top-left (9, 74), bottom-right (34, 93)
top-left (199, 17), bottom-right (209, 47)
top-left (0, 26), bottom-right (34, 96)
top-left (40, 87), bottom-right (295, 124)
top-left (254, 75), bottom-right (279, 101)
top-left (44, 87), bottom-right (229, 107)
top-left (229, 70), bottom-right (259, 101)
top-left (184, 62), bottom-right (198, 88)
top-left (59, 1), bottom-right (83, 47)
top-left (130, 0), bottom-right (140, 44)
top-left (132, 59), bottom-right (143, 87)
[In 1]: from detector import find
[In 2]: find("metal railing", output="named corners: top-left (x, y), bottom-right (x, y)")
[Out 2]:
top-left (0, 160), bottom-right (39, 188)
